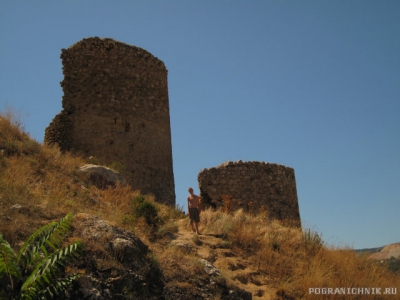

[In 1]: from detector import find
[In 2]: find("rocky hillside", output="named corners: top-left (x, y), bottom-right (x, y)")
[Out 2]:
top-left (1, 112), bottom-right (399, 300)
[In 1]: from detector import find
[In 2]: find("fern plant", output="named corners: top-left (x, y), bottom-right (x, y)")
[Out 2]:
top-left (0, 214), bottom-right (83, 299)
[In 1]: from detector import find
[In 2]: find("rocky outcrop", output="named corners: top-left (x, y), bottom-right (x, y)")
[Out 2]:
top-left (69, 213), bottom-right (253, 299)
top-left (68, 213), bottom-right (163, 299)
top-left (78, 164), bottom-right (124, 188)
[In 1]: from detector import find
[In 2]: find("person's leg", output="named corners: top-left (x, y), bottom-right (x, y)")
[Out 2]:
top-left (190, 220), bottom-right (196, 233)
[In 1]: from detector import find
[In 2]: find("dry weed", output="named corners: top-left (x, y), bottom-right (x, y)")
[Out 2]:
top-left (156, 244), bottom-right (207, 286)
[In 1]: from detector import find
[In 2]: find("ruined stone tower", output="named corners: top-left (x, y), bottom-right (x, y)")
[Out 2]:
top-left (45, 37), bottom-right (175, 205)
top-left (198, 161), bottom-right (301, 225)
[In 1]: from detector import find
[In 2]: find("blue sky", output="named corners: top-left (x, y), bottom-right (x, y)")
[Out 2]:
top-left (1, 1), bottom-right (399, 249)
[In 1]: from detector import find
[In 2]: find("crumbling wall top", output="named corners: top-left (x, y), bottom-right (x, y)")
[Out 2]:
top-left (201, 160), bottom-right (294, 173)
top-left (62, 37), bottom-right (167, 72)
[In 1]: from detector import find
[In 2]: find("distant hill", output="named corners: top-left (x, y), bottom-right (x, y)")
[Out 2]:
top-left (368, 242), bottom-right (400, 260)
top-left (355, 246), bottom-right (384, 256)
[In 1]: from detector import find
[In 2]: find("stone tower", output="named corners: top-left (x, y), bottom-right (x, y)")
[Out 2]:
top-left (45, 37), bottom-right (175, 205)
top-left (198, 161), bottom-right (301, 225)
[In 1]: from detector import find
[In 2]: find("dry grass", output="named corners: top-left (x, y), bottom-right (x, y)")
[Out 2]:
top-left (196, 207), bottom-right (399, 299)
top-left (155, 242), bottom-right (211, 298)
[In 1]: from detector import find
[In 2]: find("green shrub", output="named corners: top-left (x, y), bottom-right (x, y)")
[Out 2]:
top-left (137, 201), bottom-right (158, 224)
top-left (387, 257), bottom-right (400, 274)
top-left (131, 195), bottom-right (158, 225)
top-left (131, 195), bottom-right (145, 209)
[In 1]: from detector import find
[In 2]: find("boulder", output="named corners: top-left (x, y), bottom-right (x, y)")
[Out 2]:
top-left (78, 164), bottom-right (123, 188)
top-left (68, 213), bottom-right (163, 299)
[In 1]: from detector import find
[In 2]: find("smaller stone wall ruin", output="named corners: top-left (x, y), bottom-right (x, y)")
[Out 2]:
top-left (198, 161), bottom-right (301, 225)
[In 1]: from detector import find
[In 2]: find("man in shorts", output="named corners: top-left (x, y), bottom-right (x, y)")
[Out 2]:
top-left (187, 187), bottom-right (201, 234)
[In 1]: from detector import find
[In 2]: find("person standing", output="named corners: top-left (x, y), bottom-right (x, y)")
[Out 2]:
top-left (187, 187), bottom-right (201, 234)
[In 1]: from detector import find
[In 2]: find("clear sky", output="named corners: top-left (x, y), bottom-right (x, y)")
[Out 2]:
top-left (1, 1), bottom-right (399, 249)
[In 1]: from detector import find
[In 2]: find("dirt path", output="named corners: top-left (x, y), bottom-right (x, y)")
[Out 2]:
top-left (167, 219), bottom-right (276, 299)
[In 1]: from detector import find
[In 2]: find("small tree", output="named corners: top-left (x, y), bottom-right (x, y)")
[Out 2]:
top-left (0, 214), bottom-right (82, 299)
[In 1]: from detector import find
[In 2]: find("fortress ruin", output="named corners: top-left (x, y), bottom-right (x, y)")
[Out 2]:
top-left (198, 161), bottom-right (301, 225)
top-left (45, 37), bottom-right (175, 205)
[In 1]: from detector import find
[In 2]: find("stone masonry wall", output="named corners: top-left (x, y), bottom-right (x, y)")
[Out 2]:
top-left (45, 37), bottom-right (175, 205)
top-left (198, 161), bottom-right (301, 225)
